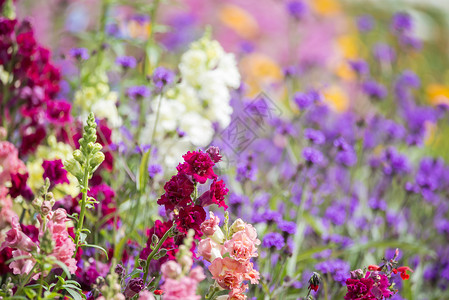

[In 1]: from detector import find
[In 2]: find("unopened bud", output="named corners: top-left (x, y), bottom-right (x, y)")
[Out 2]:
top-left (229, 218), bottom-right (245, 235)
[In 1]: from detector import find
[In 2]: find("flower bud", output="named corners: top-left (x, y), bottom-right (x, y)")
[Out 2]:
top-left (73, 149), bottom-right (83, 163)
top-left (90, 152), bottom-right (105, 172)
top-left (229, 218), bottom-right (245, 235)
top-left (41, 200), bottom-right (52, 215)
top-left (64, 158), bottom-right (84, 180)
top-left (350, 269), bottom-right (364, 279)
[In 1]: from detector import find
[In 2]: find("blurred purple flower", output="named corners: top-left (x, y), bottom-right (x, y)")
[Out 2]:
top-left (116, 56), bottom-right (137, 69)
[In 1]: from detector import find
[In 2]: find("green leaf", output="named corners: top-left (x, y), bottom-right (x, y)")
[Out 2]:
top-left (137, 150), bottom-right (151, 192)
top-left (82, 244), bottom-right (109, 260)
top-left (126, 268), bottom-right (143, 279)
top-left (65, 287), bottom-right (83, 300)
top-left (6, 255), bottom-right (31, 264)
top-left (24, 287), bottom-right (37, 298)
top-left (53, 260), bottom-right (72, 279)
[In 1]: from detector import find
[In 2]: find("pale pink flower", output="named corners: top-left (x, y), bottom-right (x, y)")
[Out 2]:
top-left (160, 277), bottom-right (201, 300)
top-left (224, 231), bottom-right (258, 262)
top-left (189, 266), bottom-right (206, 282)
top-left (208, 257), bottom-right (247, 290)
top-left (45, 209), bottom-right (77, 274)
top-left (138, 290), bottom-right (156, 300)
top-left (161, 260), bottom-right (182, 279)
top-left (198, 238), bottom-right (222, 262)
top-left (200, 212), bottom-right (220, 236)
top-left (1, 216), bottom-right (37, 252)
top-left (0, 187), bottom-right (16, 230)
top-left (10, 249), bottom-right (36, 275)
top-left (0, 141), bottom-right (26, 185)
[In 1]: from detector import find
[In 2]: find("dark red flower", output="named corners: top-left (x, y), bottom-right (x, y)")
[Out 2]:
top-left (20, 126), bottom-right (46, 155)
top-left (177, 151), bottom-right (216, 184)
top-left (42, 159), bottom-right (70, 185)
top-left (198, 179), bottom-right (229, 209)
top-left (0, 247), bottom-right (13, 274)
top-left (8, 172), bottom-right (33, 200)
top-left (16, 31), bottom-right (36, 56)
top-left (175, 205), bottom-right (206, 239)
top-left (309, 284), bottom-right (319, 292)
top-left (344, 277), bottom-right (376, 300)
top-left (20, 224), bottom-right (39, 243)
top-left (46, 99), bottom-right (72, 125)
top-left (0, 18), bottom-right (17, 36)
top-left (157, 173), bottom-right (194, 211)
top-left (154, 290), bottom-right (164, 295)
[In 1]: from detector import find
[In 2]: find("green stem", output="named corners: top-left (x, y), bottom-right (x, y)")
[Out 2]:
top-left (15, 264), bottom-right (36, 295)
top-left (74, 160), bottom-right (90, 256)
top-left (142, 224), bottom-right (173, 284)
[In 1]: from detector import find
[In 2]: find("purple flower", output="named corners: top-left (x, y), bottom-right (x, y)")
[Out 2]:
top-left (115, 56), bottom-right (137, 69)
top-left (69, 47), bottom-right (89, 60)
top-left (123, 278), bottom-right (144, 298)
top-left (368, 197), bottom-right (387, 211)
top-left (279, 220), bottom-right (296, 235)
top-left (304, 128), bottom-right (325, 145)
top-left (263, 210), bottom-right (282, 223)
top-left (286, 0), bottom-right (308, 20)
top-left (336, 150), bottom-right (357, 167)
top-left (315, 259), bottom-right (350, 284)
top-left (302, 147), bottom-right (324, 166)
top-left (348, 59), bottom-right (369, 76)
top-left (373, 43), bottom-right (396, 63)
top-left (148, 164), bottom-right (162, 178)
top-left (391, 12), bottom-right (412, 33)
top-left (262, 233), bottom-right (285, 250)
top-left (127, 85), bottom-right (151, 100)
top-left (294, 92), bottom-right (312, 110)
top-left (333, 137), bottom-right (351, 152)
top-left (356, 15), bottom-right (374, 32)
top-left (152, 67), bottom-right (175, 93)
top-left (362, 80), bottom-right (387, 100)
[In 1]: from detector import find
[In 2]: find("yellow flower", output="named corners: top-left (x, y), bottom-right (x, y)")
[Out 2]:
top-left (426, 84), bottom-right (449, 106)
top-left (219, 4), bottom-right (259, 39)
top-left (312, 0), bottom-right (341, 15)
top-left (127, 19), bottom-right (151, 40)
top-left (337, 35), bottom-right (359, 59)
top-left (240, 53), bottom-right (283, 97)
top-left (323, 85), bottom-right (349, 112)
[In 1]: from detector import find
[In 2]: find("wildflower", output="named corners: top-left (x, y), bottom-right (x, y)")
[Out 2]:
top-left (357, 15), bottom-right (374, 32)
top-left (127, 85), bottom-right (151, 100)
top-left (302, 147), bottom-right (325, 166)
top-left (69, 47), bottom-right (90, 60)
top-left (362, 80), bottom-right (388, 100)
top-left (148, 164), bottom-right (162, 178)
top-left (391, 12), bottom-right (412, 33)
top-left (286, 0), bottom-right (308, 20)
top-left (304, 128), bottom-right (326, 145)
top-left (392, 266), bottom-right (413, 280)
top-left (294, 92), bottom-right (312, 110)
top-left (152, 67), bottom-right (175, 93)
top-left (115, 55), bottom-right (137, 69)
top-left (262, 232), bottom-right (285, 250)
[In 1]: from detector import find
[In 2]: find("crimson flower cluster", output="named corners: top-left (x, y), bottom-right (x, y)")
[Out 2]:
top-left (0, 17), bottom-right (71, 154)
top-left (141, 147), bottom-right (228, 263)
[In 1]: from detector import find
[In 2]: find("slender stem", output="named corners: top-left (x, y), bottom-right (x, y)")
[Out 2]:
top-left (74, 160), bottom-right (90, 256)
top-left (142, 225), bottom-right (173, 284)
top-left (38, 265), bottom-right (44, 299)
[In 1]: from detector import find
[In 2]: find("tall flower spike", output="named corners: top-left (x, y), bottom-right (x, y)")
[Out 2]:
top-left (64, 113), bottom-right (105, 186)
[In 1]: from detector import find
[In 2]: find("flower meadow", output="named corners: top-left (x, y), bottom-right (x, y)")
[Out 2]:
top-left (1, 0), bottom-right (449, 299)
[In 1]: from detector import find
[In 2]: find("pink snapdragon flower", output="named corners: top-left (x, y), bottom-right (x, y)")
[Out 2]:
top-left (224, 230), bottom-right (259, 262)
top-left (200, 211), bottom-right (220, 236)
top-left (160, 260), bottom-right (205, 300)
top-left (0, 187), bottom-right (16, 230)
top-left (0, 141), bottom-right (26, 185)
top-left (1, 216), bottom-right (37, 252)
top-left (43, 209), bottom-right (77, 274)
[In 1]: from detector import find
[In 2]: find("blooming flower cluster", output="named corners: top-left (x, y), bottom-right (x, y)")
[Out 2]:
top-left (199, 214), bottom-right (260, 300)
